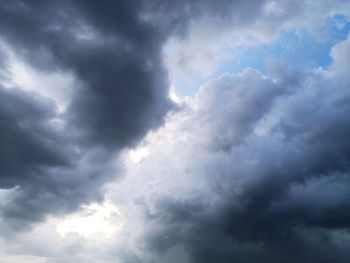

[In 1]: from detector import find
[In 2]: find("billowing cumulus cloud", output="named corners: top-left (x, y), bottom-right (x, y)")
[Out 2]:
top-left (108, 35), bottom-right (350, 263)
top-left (0, 0), bottom-right (350, 262)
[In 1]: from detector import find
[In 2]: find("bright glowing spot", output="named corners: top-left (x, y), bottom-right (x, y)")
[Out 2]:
top-left (56, 202), bottom-right (121, 241)
top-left (128, 147), bottom-right (150, 164)
top-left (169, 85), bottom-right (183, 104)
top-left (9, 59), bottom-right (36, 88)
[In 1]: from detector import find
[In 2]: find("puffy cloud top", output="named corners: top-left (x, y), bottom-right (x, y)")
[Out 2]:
top-left (0, 1), bottom-right (350, 262)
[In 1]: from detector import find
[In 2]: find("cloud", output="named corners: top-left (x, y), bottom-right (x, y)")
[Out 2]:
top-left (0, 84), bottom-right (120, 227)
top-left (0, 0), bottom-right (175, 147)
top-left (0, 0), bottom-right (177, 227)
top-left (0, 0), bottom-right (296, 228)
top-left (1, 1), bottom-right (350, 262)
top-left (110, 34), bottom-right (350, 263)
top-left (164, 0), bottom-right (350, 84)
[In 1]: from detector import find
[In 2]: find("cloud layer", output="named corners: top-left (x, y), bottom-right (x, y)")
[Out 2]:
top-left (111, 36), bottom-right (350, 263)
top-left (0, 0), bottom-right (175, 226)
top-left (0, 0), bottom-right (350, 262)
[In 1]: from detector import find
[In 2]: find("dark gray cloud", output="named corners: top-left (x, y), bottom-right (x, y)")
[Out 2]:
top-left (0, 0), bottom-right (176, 227)
top-left (0, 83), bottom-right (119, 228)
top-left (0, 0), bottom-right (175, 147)
top-left (1, 1), bottom-right (350, 262)
top-left (0, 86), bottom-right (68, 188)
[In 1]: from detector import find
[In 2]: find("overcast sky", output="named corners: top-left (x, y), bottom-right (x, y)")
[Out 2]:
top-left (1, 1), bottom-right (350, 262)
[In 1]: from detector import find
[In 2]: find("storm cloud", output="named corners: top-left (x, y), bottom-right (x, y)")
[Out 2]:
top-left (1, 0), bottom-right (350, 262)
top-left (0, 0), bottom-right (177, 226)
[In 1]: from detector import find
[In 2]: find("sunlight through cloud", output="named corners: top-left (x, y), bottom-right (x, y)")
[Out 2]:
top-left (56, 202), bottom-right (121, 241)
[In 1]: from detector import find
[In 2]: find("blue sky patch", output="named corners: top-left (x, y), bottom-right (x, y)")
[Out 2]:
top-left (174, 14), bottom-right (350, 97)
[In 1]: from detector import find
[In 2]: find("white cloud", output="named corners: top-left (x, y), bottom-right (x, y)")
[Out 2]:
top-left (56, 202), bottom-right (122, 241)
top-left (164, 0), bottom-right (350, 94)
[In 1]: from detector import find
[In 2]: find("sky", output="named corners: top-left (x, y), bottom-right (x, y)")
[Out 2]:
top-left (0, 1), bottom-right (350, 262)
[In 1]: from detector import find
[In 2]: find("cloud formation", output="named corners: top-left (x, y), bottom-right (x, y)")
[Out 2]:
top-left (0, 1), bottom-right (350, 262)
top-left (112, 35), bottom-right (350, 263)
top-left (0, 0), bottom-right (176, 226)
